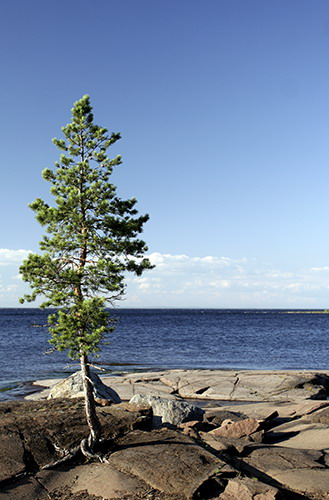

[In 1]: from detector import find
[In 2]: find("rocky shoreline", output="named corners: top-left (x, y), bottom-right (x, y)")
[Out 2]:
top-left (25, 368), bottom-right (329, 402)
top-left (1, 369), bottom-right (329, 499)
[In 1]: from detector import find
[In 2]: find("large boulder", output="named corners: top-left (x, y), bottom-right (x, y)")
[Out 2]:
top-left (48, 371), bottom-right (121, 403)
top-left (129, 394), bottom-right (204, 427)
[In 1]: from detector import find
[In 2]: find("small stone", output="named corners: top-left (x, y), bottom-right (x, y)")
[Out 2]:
top-left (205, 409), bottom-right (248, 427)
top-left (94, 397), bottom-right (112, 406)
top-left (210, 418), bottom-right (262, 439)
top-left (179, 420), bottom-right (202, 429)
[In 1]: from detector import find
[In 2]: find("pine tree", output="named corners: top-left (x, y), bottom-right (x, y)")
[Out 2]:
top-left (20, 95), bottom-right (153, 456)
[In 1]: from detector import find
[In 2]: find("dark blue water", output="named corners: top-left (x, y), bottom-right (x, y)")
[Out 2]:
top-left (1, 308), bottom-right (329, 399)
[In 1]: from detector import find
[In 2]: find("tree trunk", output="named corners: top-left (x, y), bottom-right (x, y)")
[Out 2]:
top-left (79, 350), bottom-right (102, 452)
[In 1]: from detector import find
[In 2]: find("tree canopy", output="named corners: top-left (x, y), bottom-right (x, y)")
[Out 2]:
top-left (20, 95), bottom-right (153, 358)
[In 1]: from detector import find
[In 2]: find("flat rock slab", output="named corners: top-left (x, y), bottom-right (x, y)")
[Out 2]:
top-left (266, 420), bottom-right (329, 450)
top-left (171, 370), bottom-right (329, 401)
top-left (244, 444), bottom-right (325, 471)
top-left (268, 469), bottom-right (329, 497)
top-left (104, 369), bottom-right (329, 402)
top-left (36, 463), bottom-right (151, 499)
top-left (107, 427), bottom-right (225, 498)
top-left (210, 400), bottom-right (329, 421)
top-left (0, 476), bottom-right (49, 500)
top-left (0, 465), bottom-right (186, 500)
top-left (27, 369), bottom-right (329, 403)
top-left (243, 445), bottom-right (329, 497)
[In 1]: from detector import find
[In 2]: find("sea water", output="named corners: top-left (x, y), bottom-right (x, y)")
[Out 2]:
top-left (1, 308), bottom-right (329, 400)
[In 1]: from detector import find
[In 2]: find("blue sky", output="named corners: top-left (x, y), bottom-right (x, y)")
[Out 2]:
top-left (1, 0), bottom-right (329, 308)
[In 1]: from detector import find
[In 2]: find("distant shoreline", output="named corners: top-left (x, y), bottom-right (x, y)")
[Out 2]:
top-left (285, 310), bottom-right (329, 314)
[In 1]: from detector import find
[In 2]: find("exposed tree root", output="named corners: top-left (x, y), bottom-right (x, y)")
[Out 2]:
top-left (41, 445), bottom-right (81, 470)
top-left (41, 436), bottom-right (111, 470)
top-left (80, 437), bottom-right (109, 463)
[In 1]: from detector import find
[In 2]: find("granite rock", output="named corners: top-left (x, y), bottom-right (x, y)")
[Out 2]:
top-left (48, 371), bottom-right (121, 404)
top-left (129, 394), bottom-right (204, 427)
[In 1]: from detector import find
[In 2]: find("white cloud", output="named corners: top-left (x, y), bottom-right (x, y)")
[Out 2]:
top-left (1, 283), bottom-right (18, 292)
top-left (1, 248), bottom-right (329, 308)
top-left (0, 249), bottom-right (32, 266)
top-left (209, 279), bottom-right (231, 289)
top-left (147, 252), bottom-right (244, 275)
top-left (124, 253), bottom-right (329, 308)
top-left (0, 249), bottom-right (33, 306)
top-left (12, 274), bottom-right (23, 280)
